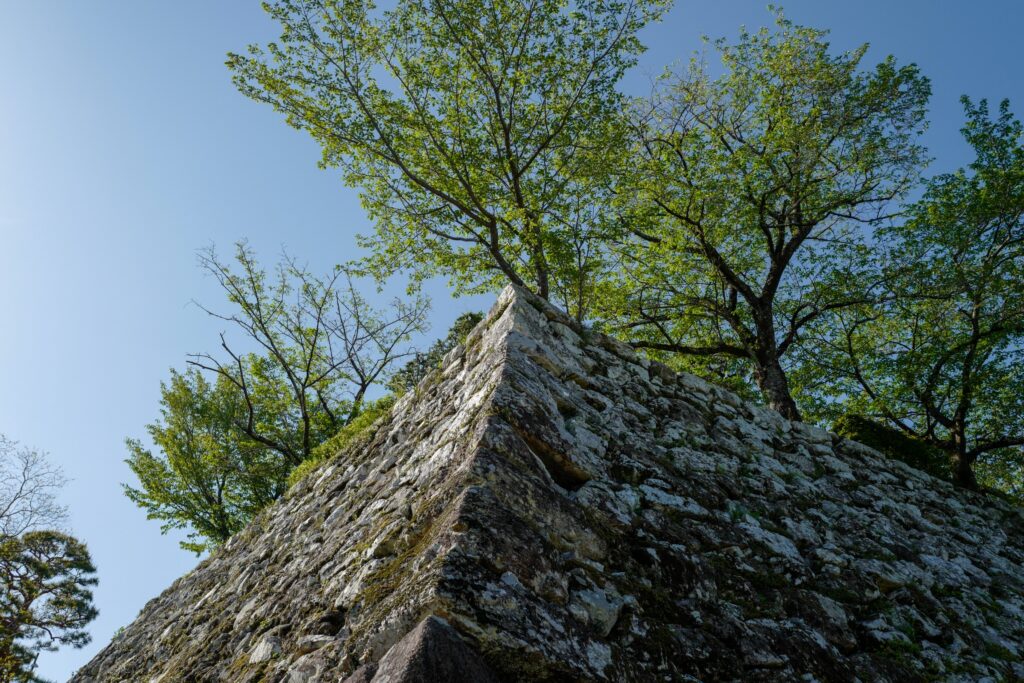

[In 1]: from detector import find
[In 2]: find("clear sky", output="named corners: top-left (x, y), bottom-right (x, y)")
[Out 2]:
top-left (1, 1), bottom-right (1021, 679)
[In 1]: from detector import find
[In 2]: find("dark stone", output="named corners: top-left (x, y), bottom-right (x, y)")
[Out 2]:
top-left (342, 664), bottom-right (377, 683)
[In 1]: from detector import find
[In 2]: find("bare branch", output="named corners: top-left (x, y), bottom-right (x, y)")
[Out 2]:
top-left (0, 437), bottom-right (67, 538)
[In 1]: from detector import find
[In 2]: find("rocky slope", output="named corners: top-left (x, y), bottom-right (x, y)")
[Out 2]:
top-left (73, 286), bottom-right (1024, 682)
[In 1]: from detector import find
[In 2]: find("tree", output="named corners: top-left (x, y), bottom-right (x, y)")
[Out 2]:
top-left (227, 0), bottom-right (667, 321)
top-left (0, 532), bottom-right (98, 682)
top-left (126, 244), bottom-right (428, 551)
top-left (187, 242), bottom-right (429, 467)
top-left (124, 370), bottom-right (289, 554)
top-left (0, 438), bottom-right (97, 682)
top-left (805, 98), bottom-right (1024, 490)
top-left (601, 13), bottom-right (930, 420)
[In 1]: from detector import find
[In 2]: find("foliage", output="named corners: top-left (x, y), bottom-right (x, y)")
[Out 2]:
top-left (833, 414), bottom-right (950, 480)
top-left (207, 5), bottom-right (1022, 499)
top-left (124, 370), bottom-right (291, 554)
top-left (286, 395), bottom-right (397, 489)
top-left (976, 450), bottom-right (1024, 506)
top-left (126, 245), bottom-right (428, 552)
top-left (805, 98), bottom-right (1024, 490)
top-left (227, 0), bottom-right (667, 320)
top-left (0, 531), bottom-right (98, 682)
top-left (601, 11), bottom-right (930, 420)
top-left (387, 311), bottom-right (483, 395)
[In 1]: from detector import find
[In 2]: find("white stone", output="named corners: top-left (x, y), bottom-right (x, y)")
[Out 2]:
top-left (249, 635), bottom-right (282, 664)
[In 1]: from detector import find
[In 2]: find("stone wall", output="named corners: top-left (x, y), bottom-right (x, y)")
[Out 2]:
top-left (73, 286), bottom-right (1024, 682)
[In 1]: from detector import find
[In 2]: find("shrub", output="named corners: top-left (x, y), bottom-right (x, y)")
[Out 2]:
top-left (834, 414), bottom-right (951, 481)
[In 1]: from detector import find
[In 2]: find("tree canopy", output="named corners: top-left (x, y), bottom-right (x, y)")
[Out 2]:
top-left (95, 5), bottom-right (1019, 546)
top-left (125, 370), bottom-right (289, 553)
top-left (804, 98), bottom-right (1024, 491)
top-left (0, 532), bottom-right (98, 682)
top-left (599, 13), bottom-right (930, 420)
top-left (221, 4), bottom-right (1024, 494)
top-left (228, 0), bottom-right (668, 320)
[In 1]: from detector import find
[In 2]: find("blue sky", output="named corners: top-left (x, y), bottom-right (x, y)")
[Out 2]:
top-left (1, 1), bottom-right (1021, 679)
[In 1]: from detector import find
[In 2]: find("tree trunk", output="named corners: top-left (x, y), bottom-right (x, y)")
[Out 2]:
top-left (753, 355), bottom-right (802, 422)
top-left (952, 456), bottom-right (979, 489)
top-left (748, 303), bottom-right (801, 422)
top-left (527, 217), bottom-right (549, 301)
top-left (951, 435), bottom-right (979, 490)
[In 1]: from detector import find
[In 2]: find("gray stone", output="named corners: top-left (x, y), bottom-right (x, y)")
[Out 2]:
top-left (342, 616), bottom-right (498, 683)
top-left (295, 634), bottom-right (335, 655)
top-left (249, 635), bottom-right (282, 663)
top-left (569, 586), bottom-right (624, 637)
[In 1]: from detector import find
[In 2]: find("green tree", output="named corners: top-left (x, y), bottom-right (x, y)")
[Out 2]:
top-left (602, 13), bottom-right (930, 420)
top-left (124, 370), bottom-right (288, 553)
top-left (0, 532), bottom-right (98, 682)
top-left (227, 0), bottom-right (666, 320)
top-left (806, 98), bottom-right (1024, 491)
top-left (126, 245), bottom-right (428, 551)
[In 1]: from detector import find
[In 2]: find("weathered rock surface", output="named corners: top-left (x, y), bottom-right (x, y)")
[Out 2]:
top-left (73, 286), bottom-right (1024, 682)
top-left (341, 616), bottom-right (498, 683)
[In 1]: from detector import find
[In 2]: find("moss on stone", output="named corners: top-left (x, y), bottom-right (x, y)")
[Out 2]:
top-left (286, 396), bottom-right (397, 490)
top-left (983, 641), bottom-right (1019, 663)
